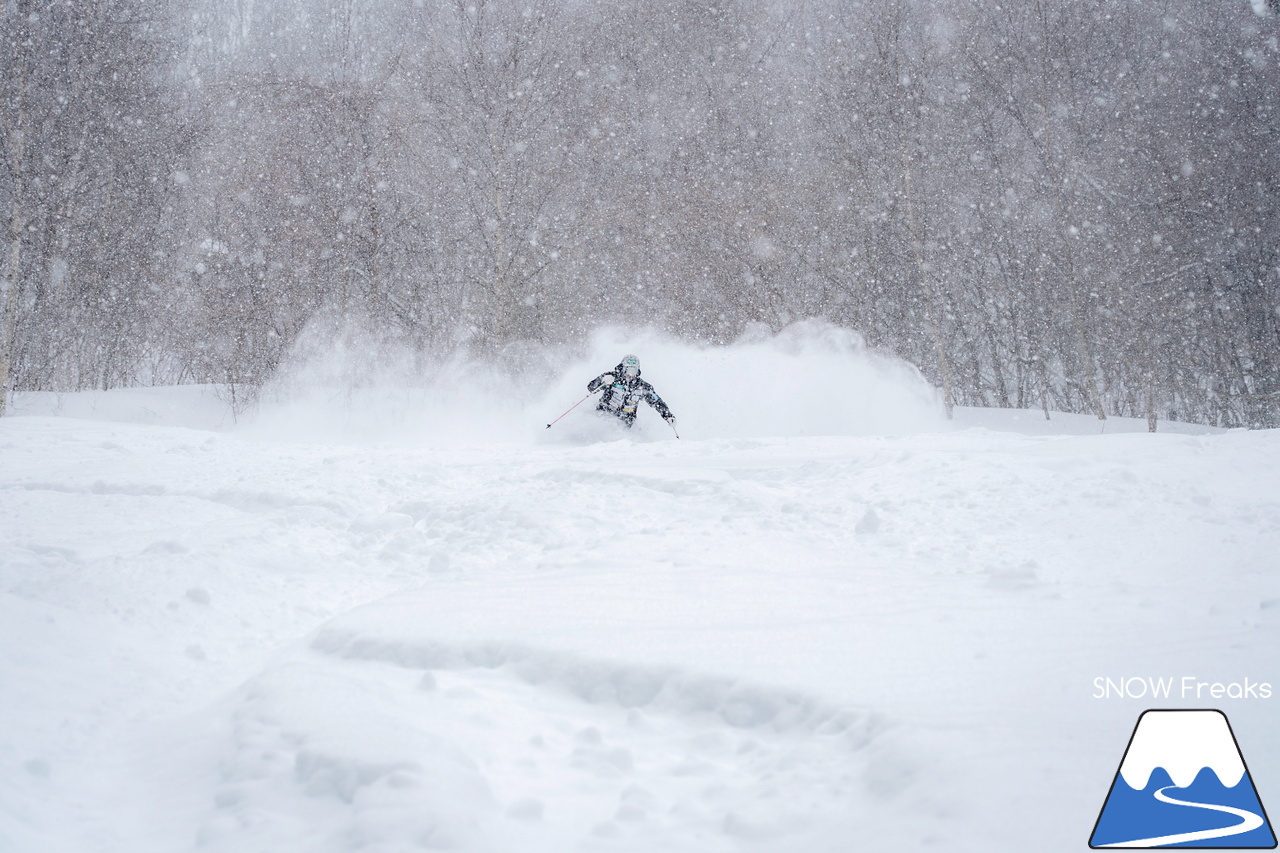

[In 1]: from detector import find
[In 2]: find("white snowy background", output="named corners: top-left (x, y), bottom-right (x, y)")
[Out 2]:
top-left (2, 325), bottom-right (1277, 852)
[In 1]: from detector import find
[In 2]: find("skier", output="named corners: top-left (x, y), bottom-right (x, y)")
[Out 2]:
top-left (587, 354), bottom-right (676, 430)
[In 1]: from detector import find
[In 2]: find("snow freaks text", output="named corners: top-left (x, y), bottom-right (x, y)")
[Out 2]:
top-left (1093, 677), bottom-right (1273, 701)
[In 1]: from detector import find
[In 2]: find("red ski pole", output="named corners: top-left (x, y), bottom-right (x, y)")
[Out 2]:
top-left (546, 392), bottom-right (594, 428)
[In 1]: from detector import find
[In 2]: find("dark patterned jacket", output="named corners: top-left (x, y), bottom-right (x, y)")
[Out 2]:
top-left (587, 364), bottom-right (674, 426)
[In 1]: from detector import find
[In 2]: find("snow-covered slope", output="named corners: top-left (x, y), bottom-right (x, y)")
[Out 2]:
top-left (1, 335), bottom-right (1275, 852)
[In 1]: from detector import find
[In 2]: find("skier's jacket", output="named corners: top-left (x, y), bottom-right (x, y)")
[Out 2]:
top-left (587, 363), bottom-right (673, 426)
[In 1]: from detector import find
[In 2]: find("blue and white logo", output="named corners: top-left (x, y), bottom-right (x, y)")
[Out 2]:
top-left (1090, 710), bottom-right (1276, 848)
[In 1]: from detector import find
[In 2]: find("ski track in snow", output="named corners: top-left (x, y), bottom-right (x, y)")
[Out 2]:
top-left (1, 399), bottom-right (1279, 852)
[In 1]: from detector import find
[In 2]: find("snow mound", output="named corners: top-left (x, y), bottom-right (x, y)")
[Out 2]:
top-left (311, 627), bottom-right (880, 738)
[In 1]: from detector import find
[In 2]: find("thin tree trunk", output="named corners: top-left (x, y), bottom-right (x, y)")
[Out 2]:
top-left (901, 145), bottom-right (954, 419)
top-left (1034, 10), bottom-right (1106, 422)
top-left (0, 198), bottom-right (23, 416)
top-left (0, 32), bottom-right (30, 417)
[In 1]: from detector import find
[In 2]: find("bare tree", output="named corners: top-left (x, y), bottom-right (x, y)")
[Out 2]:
top-left (1, 0), bottom-right (176, 412)
top-left (406, 0), bottom-right (589, 354)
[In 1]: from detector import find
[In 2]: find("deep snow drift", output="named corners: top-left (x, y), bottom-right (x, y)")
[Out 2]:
top-left (2, 326), bottom-right (1277, 853)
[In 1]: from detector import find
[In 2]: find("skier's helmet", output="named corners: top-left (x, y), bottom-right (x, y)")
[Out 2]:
top-left (621, 354), bottom-right (640, 378)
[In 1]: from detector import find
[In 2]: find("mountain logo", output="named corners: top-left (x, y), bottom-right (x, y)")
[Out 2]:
top-left (1090, 709), bottom-right (1276, 848)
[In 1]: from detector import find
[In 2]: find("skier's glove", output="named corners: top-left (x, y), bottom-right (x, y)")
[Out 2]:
top-left (665, 415), bottom-right (677, 427)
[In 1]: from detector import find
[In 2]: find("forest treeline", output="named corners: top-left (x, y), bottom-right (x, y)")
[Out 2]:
top-left (2, 0), bottom-right (1278, 426)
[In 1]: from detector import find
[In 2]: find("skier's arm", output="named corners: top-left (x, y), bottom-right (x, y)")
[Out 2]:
top-left (587, 372), bottom-right (616, 393)
top-left (645, 387), bottom-right (674, 421)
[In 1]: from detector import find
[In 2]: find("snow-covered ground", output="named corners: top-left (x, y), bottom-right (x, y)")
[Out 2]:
top-left (3, 328), bottom-right (1278, 852)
